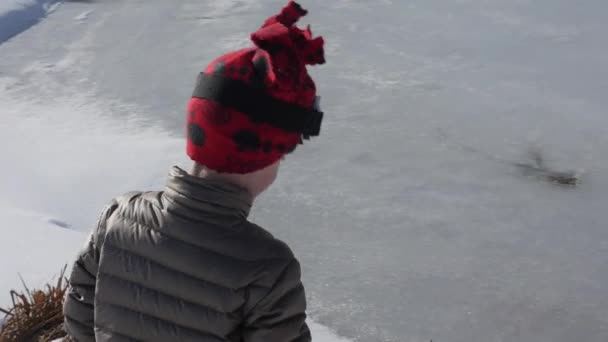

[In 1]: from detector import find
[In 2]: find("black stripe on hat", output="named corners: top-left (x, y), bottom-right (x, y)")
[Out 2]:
top-left (192, 73), bottom-right (323, 137)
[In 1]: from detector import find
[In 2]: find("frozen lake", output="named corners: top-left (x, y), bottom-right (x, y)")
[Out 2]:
top-left (1, 1), bottom-right (607, 341)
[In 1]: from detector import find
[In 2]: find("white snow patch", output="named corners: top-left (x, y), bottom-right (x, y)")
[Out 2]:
top-left (0, 205), bottom-right (83, 307)
top-left (0, 47), bottom-right (184, 307)
top-left (0, 94), bottom-right (184, 235)
top-left (309, 322), bottom-right (353, 342)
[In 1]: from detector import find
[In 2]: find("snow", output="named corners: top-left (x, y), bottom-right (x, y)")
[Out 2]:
top-left (0, 0), bottom-right (61, 44)
top-left (0, 94), bottom-right (179, 301)
top-left (0, 206), bottom-right (83, 302)
top-left (1, 0), bottom-right (608, 341)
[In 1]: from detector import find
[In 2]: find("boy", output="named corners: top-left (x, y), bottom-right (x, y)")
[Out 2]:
top-left (63, 2), bottom-right (325, 341)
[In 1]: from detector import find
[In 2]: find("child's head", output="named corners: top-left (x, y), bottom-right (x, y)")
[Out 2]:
top-left (185, 1), bottom-right (325, 195)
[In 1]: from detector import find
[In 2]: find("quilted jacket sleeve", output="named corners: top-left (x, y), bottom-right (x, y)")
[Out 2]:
top-left (242, 258), bottom-right (312, 342)
top-left (63, 202), bottom-right (117, 342)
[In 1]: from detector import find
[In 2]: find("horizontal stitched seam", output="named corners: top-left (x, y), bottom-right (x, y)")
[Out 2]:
top-left (112, 211), bottom-right (282, 264)
top-left (75, 259), bottom-right (96, 279)
top-left (101, 302), bottom-right (224, 340)
top-left (102, 242), bottom-right (233, 291)
top-left (99, 270), bottom-right (236, 317)
top-left (64, 314), bottom-right (93, 331)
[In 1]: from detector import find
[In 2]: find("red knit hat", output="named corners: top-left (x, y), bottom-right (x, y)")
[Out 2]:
top-left (186, 1), bottom-right (325, 174)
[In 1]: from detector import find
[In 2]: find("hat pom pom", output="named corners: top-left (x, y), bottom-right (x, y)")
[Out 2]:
top-left (292, 27), bottom-right (325, 65)
top-left (251, 2), bottom-right (325, 66)
top-left (277, 1), bottom-right (308, 27)
top-left (257, 1), bottom-right (307, 29)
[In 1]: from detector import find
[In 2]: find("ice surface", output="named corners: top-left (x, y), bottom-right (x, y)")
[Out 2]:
top-left (0, 0), bottom-right (61, 44)
top-left (74, 10), bottom-right (93, 22)
top-left (1, 0), bottom-right (607, 341)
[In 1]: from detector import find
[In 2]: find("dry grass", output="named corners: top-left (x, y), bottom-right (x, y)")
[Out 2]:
top-left (0, 266), bottom-right (73, 342)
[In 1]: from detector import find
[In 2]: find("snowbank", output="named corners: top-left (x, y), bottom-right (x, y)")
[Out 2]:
top-left (0, 0), bottom-right (61, 44)
top-left (0, 206), bottom-right (82, 308)
top-left (0, 78), bottom-right (184, 307)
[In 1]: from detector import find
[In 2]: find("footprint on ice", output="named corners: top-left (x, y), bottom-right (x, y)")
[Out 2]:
top-left (436, 129), bottom-right (583, 187)
top-left (48, 218), bottom-right (72, 229)
top-left (515, 148), bottom-right (583, 187)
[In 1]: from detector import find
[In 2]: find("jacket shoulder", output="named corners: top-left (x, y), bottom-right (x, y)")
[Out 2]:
top-left (113, 191), bottom-right (144, 205)
top-left (240, 221), bottom-right (296, 261)
top-left (110, 191), bottom-right (163, 222)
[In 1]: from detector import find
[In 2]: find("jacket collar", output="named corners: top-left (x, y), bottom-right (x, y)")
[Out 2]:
top-left (163, 166), bottom-right (253, 224)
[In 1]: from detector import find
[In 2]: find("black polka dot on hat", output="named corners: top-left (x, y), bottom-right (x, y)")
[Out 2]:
top-left (188, 123), bottom-right (206, 146)
top-left (270, 44), bottom-right (283, 53)
top-left (232, 130), bottom-right (261, 152)
top-left (262, 141), bottom-right (273, 154)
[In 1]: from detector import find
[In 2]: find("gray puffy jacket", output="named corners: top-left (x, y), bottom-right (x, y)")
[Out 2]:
top-left (63, 167), bottom-right (311, 342)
